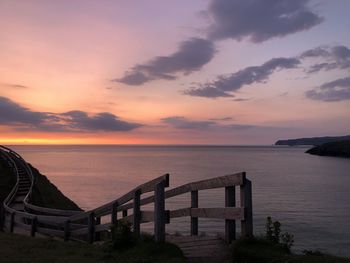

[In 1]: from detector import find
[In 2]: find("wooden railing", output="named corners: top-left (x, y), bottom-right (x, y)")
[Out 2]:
top-left (0, 146), bottom-right (253, 244)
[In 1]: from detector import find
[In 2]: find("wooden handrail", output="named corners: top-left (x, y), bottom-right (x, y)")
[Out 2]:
top-left (0, 145), bottom-right (253, 245)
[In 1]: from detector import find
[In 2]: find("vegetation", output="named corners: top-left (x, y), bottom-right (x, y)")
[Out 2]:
top-left (306, 140), bottom-right (350, 158)
top-left (233, 217), bottom-right (350, 263)
top-left (0, 232), bottom-right (185, 263)
top-left (275, 135), bottom-right (350, 146)
top-left (29, 164), bottom-right (82, 210)
top-left (0, 158), bottom-right (16, 203)
top-left (0, 157), bottom-right (184, 263)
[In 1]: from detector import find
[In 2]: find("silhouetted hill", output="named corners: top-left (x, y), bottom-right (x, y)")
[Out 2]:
top-left (306, 140), bottom-right (350, 158)
top-left (275, 135), bottom-right (350, 146)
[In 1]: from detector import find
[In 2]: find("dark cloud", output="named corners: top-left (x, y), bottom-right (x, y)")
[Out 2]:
top-left (0, 96), bottom-right (55, 126)
top-left (209, 117), bottom-right (233, 121)
top-left (184, 57), bottom-right (300, 98)
top-left (1, 83), bottom-right (29, 89)
top-left (162, 116), bottom-right (285, 131)
top-left (161, 116), bottom-right (216, 130)
top-left (0, 96), bottom-right (142, 132)
top-left (232, 98), bottom-right (251, 102)
top-left (206, 0), bottom-right (323, 42)
top-left (114, 38), bottom-right (216, 86)
top-left (305, 76), bottom-right (350, 102)
top-left (61, 111), bottom-right (141, 132)
top-left (183, 86), bottom-right (233, 98)
top-left (301, 45), bottom-right (350, 73)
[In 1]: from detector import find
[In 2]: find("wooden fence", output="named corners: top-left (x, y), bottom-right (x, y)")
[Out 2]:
top-left (0, 146), bottom-right (253, 244)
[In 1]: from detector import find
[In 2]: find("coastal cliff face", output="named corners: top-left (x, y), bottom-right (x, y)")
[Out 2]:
top-left (29, 164), bottom-right (82, 211)
top-left (306, 140), bottom-right (350, 158)
top-left (0, 158), bottom-right (81, 211)
top-left (275, 135), bottom-right (350, 146)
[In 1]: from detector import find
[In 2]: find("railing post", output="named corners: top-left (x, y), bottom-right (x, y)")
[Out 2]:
top-left (225, 186), bottom-right (236, 243)
top-left (154, 180), bottom-right (166, 242)
top-left (88, 212), bottom-right (95, 244)
top-left (240, 173), bottom-right (253, 238)
top-left (95, 216), bottom-right (101, 241)
top-left (10, 212), bottom-right (15, 233)
top-left (111, 202), bottom-right (118, 225)
top-left (122, 209), bottom-right (128, 218)
top-left (64, 220), bottom-right (70, 241)
top-left (0, 204), bottom-right (4, 231)
top-left (191, 190), bottom-right (198, 236)
top-left (133, 189), bottom-right (141, 238)
top-left (31, 216), bottom-right (37, 237)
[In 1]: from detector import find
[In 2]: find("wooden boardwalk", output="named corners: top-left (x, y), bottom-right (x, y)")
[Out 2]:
top-left (167, 235), bottom-right (230, 263)
top-left (0, 145), bottom-right (253, 262)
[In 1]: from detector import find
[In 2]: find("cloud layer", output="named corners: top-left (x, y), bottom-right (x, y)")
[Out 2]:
top-left (161, 116), bottom-right (285, 131)
top-left (184, 57), bottom-right (300, 98)
top-left (206, 0), bottom-right (322, 42)
top-left (301, 45), bottom-right (350, 73)
top-left (306, 76), bottom-right (350, 102)
top-left (115, 0), bottom-right (322, 87)
top-left (0, 96), bottom-right (142, 132)
top-left (115, 38), bottom-right (215, 86)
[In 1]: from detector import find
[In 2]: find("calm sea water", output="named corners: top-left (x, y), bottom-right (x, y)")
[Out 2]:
top-left (8, 145), bottom-right (350, 256)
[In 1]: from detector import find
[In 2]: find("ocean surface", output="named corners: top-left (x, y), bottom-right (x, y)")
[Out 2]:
top-left (9, 145), bottom-right (350, 256)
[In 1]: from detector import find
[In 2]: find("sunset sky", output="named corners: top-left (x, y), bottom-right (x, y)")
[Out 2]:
top-left (0, 0), bottom-right (349, 144)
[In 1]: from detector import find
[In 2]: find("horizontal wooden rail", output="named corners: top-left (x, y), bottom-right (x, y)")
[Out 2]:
top-left (1, 145), bottom-right (253, 245)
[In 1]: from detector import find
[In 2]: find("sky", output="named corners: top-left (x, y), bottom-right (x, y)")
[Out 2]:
top-left (0, 0), bottom-right (349, 145)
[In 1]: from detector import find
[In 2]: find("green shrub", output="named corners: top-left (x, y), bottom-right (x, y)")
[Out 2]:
top-left (266, 216), bottom-right (294, 252)
top-left (109, 220), bottom-right (135, 250)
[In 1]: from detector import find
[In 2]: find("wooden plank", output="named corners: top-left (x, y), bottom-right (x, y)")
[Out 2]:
top-left (141, 211), bottom-right (154, 222)
top-left (10, 212), bottom-right (15, 233)
top-left (95, 222), bottom-right (111, 232)
top-left (64, 220), bottom-right (70, 241)
top-left (167, 235), bottom-right (220, 243)
top-left (240, 177), bottom-right (253, 238)
top-left (30, 217), bottom-right (37, 237)
top-left (191, 190), bottom-right (198, 236)
top-left (70, 174), bottom-right (169, 220)
top-left (24, 202), bottom-right (81, 216)
top-left (191, 207), bottom-right (244, 220)
top-left (154, 181), bottom-right (166, 242)
top-left (71, 226), bottom-right (89, 236)
top-left (88, 212), bottom-right (95, 244)
top-left (111, 202), bottom-right (118, 225)
top-left (225, 186), bottom-right (236, 243)
top-left (133, 190), bottom-right (141, 237)
top-left (14, 221), bottom-right (31, 231)
top-left (166, 172), bottom-right (244, 199)
top-left (170, 208), bottom-right (191, 218)
top-left (119, 173), bottom-right (244, 212)
top-left (36, 214), bottom-right (68, 225)
top-left (36, 226), bottom-right (65, 238)
top-left (70, 223), bottom-right (87, 230)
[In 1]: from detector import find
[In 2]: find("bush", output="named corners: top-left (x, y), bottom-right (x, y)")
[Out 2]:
top-left (109, 220), bottom-right (135, 250)
top-left (266, 216), bottom-right (294, 252)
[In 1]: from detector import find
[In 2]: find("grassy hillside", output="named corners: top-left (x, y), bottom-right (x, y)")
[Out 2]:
top-left (29, 164), bottom-right (82, 211)
top-left (0, 232), bottom-right (184, 263)
top-left (0, 158), bottom-right (16, 203)
top-left (233, 238), bottom-right (350, 263)
top-left (0, 156), bottom-right (81, 211)
top-left (306, 140), bottom-right (350, 158)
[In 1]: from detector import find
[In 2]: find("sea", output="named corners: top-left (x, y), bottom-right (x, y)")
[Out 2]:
top-left (8, 145), bottom-right (350, 256)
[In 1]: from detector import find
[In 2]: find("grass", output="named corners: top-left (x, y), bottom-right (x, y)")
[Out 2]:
top-left (0, 232), bottom-right (185, 263)
top-left (0, 158), bottom-right (16, 203)
top-left (29, 164), bottom-right (82, 211)
top-left (0, 157), bottom-right (81, 211)
top-left (233, 237), bottom-right (350, 263)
